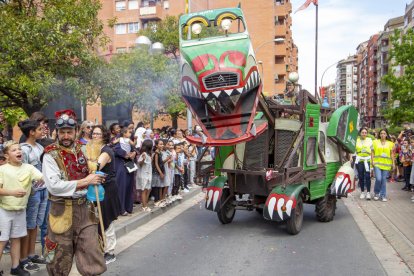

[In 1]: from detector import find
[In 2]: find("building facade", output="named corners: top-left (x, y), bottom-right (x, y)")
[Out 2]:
top-left (99, 0), bottom-right (298, 95)
top-left (335, 55), bottom-right (358, 109)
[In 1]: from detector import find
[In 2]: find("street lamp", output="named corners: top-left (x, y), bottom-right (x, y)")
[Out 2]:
top-left (135, 36), bottom-right (165, 129)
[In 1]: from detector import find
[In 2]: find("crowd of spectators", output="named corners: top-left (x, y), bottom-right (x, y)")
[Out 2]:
top-left (0, 111), bottom-right (214, 275)
top-left (354, 122), bottom-right (414, 203)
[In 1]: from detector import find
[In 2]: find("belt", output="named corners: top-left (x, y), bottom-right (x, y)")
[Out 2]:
top-left (49, 195), bottom-right (87, 205)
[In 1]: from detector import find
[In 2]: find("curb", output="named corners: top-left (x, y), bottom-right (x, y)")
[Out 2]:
top-left (114, 186), bottom-right (202, 239)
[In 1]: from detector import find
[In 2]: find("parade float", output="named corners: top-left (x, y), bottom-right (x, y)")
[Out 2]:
top-left (179, 7), bottom-right (358, 234)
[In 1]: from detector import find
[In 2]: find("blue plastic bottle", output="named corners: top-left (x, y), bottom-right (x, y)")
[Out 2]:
top-left (86, 171), bottom-right (105, 202)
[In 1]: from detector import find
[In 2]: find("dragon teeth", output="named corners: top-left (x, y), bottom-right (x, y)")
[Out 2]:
top-left (285, 199), bottom-right (293, 216)
top-left (277, 197), bottom-right (285, 220)
top-left (267, 197), bottom-right (276, 219)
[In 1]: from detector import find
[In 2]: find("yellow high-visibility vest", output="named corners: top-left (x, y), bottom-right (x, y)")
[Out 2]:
top-left (372, 139), bottom-right (394, 171)
top-left (356, 137), bottom-right (372, 158)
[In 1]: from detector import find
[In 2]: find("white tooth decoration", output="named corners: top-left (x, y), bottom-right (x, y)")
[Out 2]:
top-left (341, 178), bottom-right (348, 194)
top-left (250, 123), bottom-right (256, 136)
top-left (277, 198), bottom-right (285, 219)
top-left (213, 91), bottom-right (221, 98)
top-left (225, 89), bottom-right (232, 96)
top-left (201, 93), bottom-right (209, 99)
top-left (285, 199), bottom-right (294, 216)
top-left (212, 190), bottom-right (220, 210)
top-left (344, 183), bottom-right (350, 194)
top-left (267, 197), bottom-right (276, 219)
top-left (185, 81), bottom-right (190, 95)
top-left (237, 87), bottom-right (244, 94)
top-left (249, 76), bottom-right (254, 88)
top-left (207, 189), bottom-right (213, 208)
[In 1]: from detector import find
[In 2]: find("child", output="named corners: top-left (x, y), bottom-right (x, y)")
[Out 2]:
top-left (172, 144), bottom-right (184, 200)
top-left (161, 140), bottom-right (173, 204)
top-left (152, 140), bottom-right (166, 207)
top-left (0, 141), bottom-right (43, 276)
top-left (201, 147), bottom-right (213, 188)
top-left (400, 138), bottom-right (412, 191)
top-left (168, 141), bottom-right (176, 201)
top-left (119, 128), bottom-right (136, 152)
top-left (182, 143), bottom-right (190, 193)
top-left (137, 139), bottom-right (153, 212)
top-left (19, 119), bottom-right (47, 271)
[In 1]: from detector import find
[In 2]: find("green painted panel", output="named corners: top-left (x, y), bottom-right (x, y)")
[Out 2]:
top-left (303, 104), bottom-right (320, 170)
top-left (215, 146), bottom-right (233, 176)
top-left (326, 105), bottom-right (358, 153)
top-left (208, 175), bottom-right (227, 188)
top-left (309, 162), bottom-right (341, 200)
top-left (270, 183), bottom-right (306, 200)
top-left (324, 162), bottom-right (341, 187)
top-left (309, 179), bottom-right (325, 200)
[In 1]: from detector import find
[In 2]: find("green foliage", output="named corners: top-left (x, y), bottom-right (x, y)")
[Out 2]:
top-left (0, 0), bottom-right (108, 115)
top-left (382, 29), bottom-right (414, 126)
top-left (97, 49), bottom-right (185, 120)
top-left (2, 107), bottom-right (27, 126)
top-left (138, 16), bottom-right (180, 58)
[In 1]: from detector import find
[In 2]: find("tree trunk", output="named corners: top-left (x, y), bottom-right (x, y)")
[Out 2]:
top-left (171, 114), bottom-right (178, 129)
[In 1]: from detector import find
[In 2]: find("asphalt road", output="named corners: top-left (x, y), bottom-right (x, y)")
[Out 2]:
top-left (107, 200), bottom-right (385, 276)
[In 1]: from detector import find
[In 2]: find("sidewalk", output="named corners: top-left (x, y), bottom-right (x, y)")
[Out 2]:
top-left (350, 180), bottom-right (414, 273)
top-left (0, 186), bottom-right (202, 275)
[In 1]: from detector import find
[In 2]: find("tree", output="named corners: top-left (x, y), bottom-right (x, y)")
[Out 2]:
top-left (0, 0), bottom-right (108, 115)
top-left (382, 29), bottom-right (414, 126)
top-left (138, 16), bottom-right (180, 59)
top-left (97, 49), bottom-right (182, 125)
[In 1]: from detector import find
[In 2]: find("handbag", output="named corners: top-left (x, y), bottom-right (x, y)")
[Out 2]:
top-left (124, 160), bottom-right (138, 173)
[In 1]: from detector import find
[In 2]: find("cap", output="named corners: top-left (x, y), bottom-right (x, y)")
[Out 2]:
top-left (55, 109), bottom-right (77, 129)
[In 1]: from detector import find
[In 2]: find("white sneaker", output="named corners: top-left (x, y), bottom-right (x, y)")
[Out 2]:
top-left (373, 195), bottom-right (379, 201)
top-left (183, 188), bottom-right (190, 193)
top-left (176, 194), bottom-right (183, 200)
top-left (381, 197), bottom-right (388, 202)
top-left (359, 192), bottom-right (366, 199)
top-left (411, 195), bottom-right (414, 200)
top-left (366, 192), bottom-right (371, 200)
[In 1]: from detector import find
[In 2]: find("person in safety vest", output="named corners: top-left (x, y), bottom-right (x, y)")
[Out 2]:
top-left (355, 127), bottom-right (373, 200)
top-left (371, 128), bottom-right (395, 202)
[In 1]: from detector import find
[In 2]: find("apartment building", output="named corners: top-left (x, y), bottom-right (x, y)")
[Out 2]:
top-left (356, 41), bottom-right (368, 118)
top-left (375, 16), bottom-right (404, 128)
top-left (404, 0), bottom-right (414, 31)
top-left (335, 55), bottom-right (358, 109)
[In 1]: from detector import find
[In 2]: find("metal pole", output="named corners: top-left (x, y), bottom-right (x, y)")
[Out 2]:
top-left (315, 4), bottom-right (319, 100)
top-left (186, 0), bottom-right (192, 133)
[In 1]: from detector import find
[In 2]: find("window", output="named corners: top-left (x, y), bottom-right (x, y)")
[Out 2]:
top-left (306, 137), bottom-right (317, 167)
top-left (115, 1), bottom-right (126, 11)
top-left (319, 131), bottom-right (325, 157)
top-left (128, 0), bottom-right (139, 10)
top-left (116, 47), bottom-right (127, 53)
top-left (128, 22), bottom-right (139, 33)
top-left (115, 24), bottom-right (127, 34)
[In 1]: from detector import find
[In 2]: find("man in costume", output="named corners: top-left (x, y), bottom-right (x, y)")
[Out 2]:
top-left (42, 109), bottom-right (106, 275)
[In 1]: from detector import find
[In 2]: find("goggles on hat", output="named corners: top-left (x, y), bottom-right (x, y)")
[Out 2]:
top-left (56, 118), bottom-right (76, 129)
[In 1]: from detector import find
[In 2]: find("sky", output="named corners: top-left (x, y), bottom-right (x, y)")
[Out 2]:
top-left (290, 0), bottom-right (409, 93)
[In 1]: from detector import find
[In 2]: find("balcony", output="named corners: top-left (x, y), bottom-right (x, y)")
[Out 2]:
top-left (140, 4), bottom-right (162, 19)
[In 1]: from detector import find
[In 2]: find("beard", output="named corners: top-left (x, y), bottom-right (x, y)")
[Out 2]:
top-left (59, 138), bottom-right (75, 148)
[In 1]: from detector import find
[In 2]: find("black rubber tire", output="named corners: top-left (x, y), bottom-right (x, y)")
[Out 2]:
top-left (217, 188), bottom-right (235, 224)
top-left (286, 196), bottom-right (303, 235)
top-left (315, 191), bottom-right (337, 222)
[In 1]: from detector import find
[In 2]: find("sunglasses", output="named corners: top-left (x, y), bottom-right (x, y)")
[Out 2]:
top-left (86, 125), bottom-right (93, 129)
top-left (56, 118), bottom-right (76, 128)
